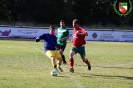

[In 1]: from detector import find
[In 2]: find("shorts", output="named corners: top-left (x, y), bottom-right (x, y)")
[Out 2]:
top-left (71, 46), bottom-right (86, 57)
top-left (57, 44), bottom-right (66, 51)
top-left (46, 50), bottom-right (61, 59)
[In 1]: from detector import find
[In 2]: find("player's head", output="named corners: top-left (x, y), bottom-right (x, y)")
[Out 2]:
top-left (72, 19), bottom-right (80, 28)
top-left (60, 20), bottom-right (65, 28)
top-left (49, 25), bottom-right (55, 35)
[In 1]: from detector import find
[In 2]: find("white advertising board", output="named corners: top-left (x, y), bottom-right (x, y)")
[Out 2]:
top-left (88, 31), bottom-right (119, 41)
top-left (0, 27), bottom-right (133, 42)
top-left (119, 32), bottom-right (133, 42)
top-left (0, 27), bottom-right (49, 38)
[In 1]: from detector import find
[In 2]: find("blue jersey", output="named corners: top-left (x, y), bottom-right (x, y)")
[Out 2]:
top-left (39, 33), bottom-right (57, 52)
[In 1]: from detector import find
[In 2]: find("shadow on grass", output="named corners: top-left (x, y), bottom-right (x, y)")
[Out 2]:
top-left (93, 66), bottom-right (133, 70)
top-left (53, 75), bottom-right (72, 78)
top-left (82, 74), bottom-right (133, 80)
top-left (75, 64), bottom-right (133, 70)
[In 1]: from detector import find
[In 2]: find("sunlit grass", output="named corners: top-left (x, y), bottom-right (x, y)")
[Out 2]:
top-left (0, 38), bottom-right (133, 88)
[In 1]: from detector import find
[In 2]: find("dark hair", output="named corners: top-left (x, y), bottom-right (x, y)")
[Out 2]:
top-left (49, 25), bottom-right (55, 30)
top-left (60, 20), bottom-right (65, 23)
top-left (72, 19), bottom-right (80, 24)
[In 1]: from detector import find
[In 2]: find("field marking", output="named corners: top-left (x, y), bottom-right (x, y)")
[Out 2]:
top-left (25, 43), bottom-right (84, 88)
top-left (63, 69), bottom-right (84, 88)
top-left (116, 62), bottom-right (133, 67)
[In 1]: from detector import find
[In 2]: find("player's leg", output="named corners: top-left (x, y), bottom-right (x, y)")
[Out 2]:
top-left (81, 56), bottom-right (91, 70)
top-left (55, 51), bottom-right (63, 72)
top-left (59, 45), bottom-right (67, 64)
top-left (78, 46), bottom-right (91, 70)
top-left (51, 56), bottom-right (57, 69)
top-left (46, 50), bottom-right (57, 69)
top-left (69, 46), bottom-right (77, 73)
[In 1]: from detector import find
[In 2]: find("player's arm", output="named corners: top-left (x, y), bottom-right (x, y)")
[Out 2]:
top-left (76, 31), bottom-right (88, 36)
top-left (35, 34), bottom-right (45, 42)
top-left (61, 36), bottom-right (69, 41)
top-left (60, 29), bottom-right (70, 41)
top-left (55, 37), bottom-right (60, 50)
top-left (36, 36), bottom-right (41, 42)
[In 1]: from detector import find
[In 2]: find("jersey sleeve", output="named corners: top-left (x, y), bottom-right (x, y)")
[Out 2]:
top-left (36, 33), bottom-right (46, 42)
top-left (40, 33), bottom-right (46, 39)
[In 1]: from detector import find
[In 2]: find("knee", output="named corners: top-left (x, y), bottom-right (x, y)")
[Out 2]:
top-left (51, 56), bottom-right (55, 61)
top-left (58, 57), bottom-right (62, 61)
top-left (70, 50), bottom-right (75, 58)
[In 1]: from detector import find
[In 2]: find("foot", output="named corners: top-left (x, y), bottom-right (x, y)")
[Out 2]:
top-left (63, 61), bottom-right (67, 64)
top-left (70, 67), bottom-right (74, 73)
top-left (54, 68), bottom-right (60, 73)
top-left (88, 64), bottom-right (91, 70)
top-left (58, 66), bottom-right (64, 72)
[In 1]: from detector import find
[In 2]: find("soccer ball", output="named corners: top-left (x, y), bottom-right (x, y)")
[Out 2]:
top-left (50, 70), bottom-right (58, 76)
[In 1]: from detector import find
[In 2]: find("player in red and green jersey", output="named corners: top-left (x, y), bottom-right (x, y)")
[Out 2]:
top-left (57, 20), bottom-right (69, 64)
top-left (69, 19), bottom-right (91, 73)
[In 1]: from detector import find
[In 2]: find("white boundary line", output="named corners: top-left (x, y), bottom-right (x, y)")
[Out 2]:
top-left (63, 69), bottom-right (84, 88)
top-left (116, 62), bottom-right (133, 67)
top-left (25, 43), bottom-right (84, 88)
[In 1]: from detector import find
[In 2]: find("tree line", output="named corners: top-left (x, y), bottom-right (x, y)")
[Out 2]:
top-left (0, 0), bottom-right (133, 27)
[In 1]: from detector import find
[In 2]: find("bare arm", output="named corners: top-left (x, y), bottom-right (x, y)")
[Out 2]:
top-left (60, 36), bottom-right (69, 41)
top-left (76, 31), bottom-right (88, 36)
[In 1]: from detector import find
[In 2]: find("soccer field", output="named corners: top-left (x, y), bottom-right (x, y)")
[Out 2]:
top-left (0, 38), bottom-right (133, 88)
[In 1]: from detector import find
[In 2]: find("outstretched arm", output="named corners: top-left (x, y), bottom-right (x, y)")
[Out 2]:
top-left (35, 34), bottom-right (45, 42)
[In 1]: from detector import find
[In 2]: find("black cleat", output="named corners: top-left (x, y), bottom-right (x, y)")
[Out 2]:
top-left (63, 61), bottom-right (67, 64)
top-left (70, 68), bottom-right (74, 73)
top-left (88, 64), bottom-right (91, 70)
top-left (58, 66), bottom-right (64, 72)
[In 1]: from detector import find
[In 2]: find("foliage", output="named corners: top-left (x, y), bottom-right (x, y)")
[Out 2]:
top-left (0, 0), bottom-right (133, 26)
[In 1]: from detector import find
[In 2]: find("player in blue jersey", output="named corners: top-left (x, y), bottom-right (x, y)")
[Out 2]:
top-left (36, 25), bottom-right (63, 72)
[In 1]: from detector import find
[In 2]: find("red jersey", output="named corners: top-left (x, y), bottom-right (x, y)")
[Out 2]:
top-left (72, 27), bottom-right (86, 47)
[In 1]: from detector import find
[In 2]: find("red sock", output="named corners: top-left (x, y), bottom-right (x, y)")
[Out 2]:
top-left (85, 59), bottom-right (90, 65)
top-left (69, 58), bottom-right (74, 67)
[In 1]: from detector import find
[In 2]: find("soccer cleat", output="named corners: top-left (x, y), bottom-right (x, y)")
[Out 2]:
top-left (58, 66), bottom-right (64, 72)
top-left (70, 67), bottom-right (74, 73)
top-left (63, 61), bottom-right (67, 64)
top-left (88, 64), bottom-right (91, 70)
top-left (54, 65), bottom-right (60, 73)
top-left (62, 55), bottom-right (67, 64)
top-left (54, 68), bottom-right (60, 73)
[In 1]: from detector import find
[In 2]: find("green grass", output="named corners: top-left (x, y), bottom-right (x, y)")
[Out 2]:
top-left (0, 38), bottom-right (133, 88)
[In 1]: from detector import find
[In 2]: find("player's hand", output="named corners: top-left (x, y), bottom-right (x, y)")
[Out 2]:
top-left (60, 38), bottom-right (65, 41)
top-left (85, 31), bottom-right (87, 33)
top-left (55, 44), bottom-right (60, 50)
top-left (55, 47), bottom-right (59, 50)
top-left (36, 36), bottom-right (40, 42)
top-left (84, 31), bottom-right (88, 36)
